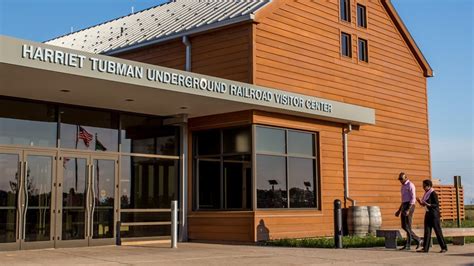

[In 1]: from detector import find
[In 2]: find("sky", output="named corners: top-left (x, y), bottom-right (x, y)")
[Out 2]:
top-left (0, 0), bottom-right (473, 203)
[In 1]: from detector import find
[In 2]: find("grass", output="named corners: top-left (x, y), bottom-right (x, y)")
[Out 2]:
top-left (265, 206), bottom-right (474, 248)
top-left (264, 235), bottom-right (404, 248)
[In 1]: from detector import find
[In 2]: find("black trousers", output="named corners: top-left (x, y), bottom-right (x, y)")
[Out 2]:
top-left (401, 202), bottom-right (420, 246)
top-left (423, 212), bottom-right (447, 251)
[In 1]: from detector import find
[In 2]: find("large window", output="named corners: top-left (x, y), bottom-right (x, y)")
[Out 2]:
top-left (121, 114), bottom-right (178, 155)
top-left (194, 127), bottom-right (252, 210)
top-left (120, 156), bottom-right (178, 237)
top-left (256, 126), bottom-right (318, 209)
top-left (60, 106), bottom-right (119, 152)
top-left (340, 0), bottom-right (351, 22)
top-left (0, 99), bottom-right (57, 147)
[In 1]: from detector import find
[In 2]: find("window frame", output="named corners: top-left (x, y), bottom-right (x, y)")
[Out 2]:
top-left (340, 0), bottom-right (351, 23)
top-left (357, 4), bottom-right (367, 28)
top-left (358, 38), bottom-right (369, 63)
top-left (193, 126), bottom-right (253, 211)
top-left (341, 32), bottom-right (352, 58)
top-left (254, 125), bottom-right (320, 210)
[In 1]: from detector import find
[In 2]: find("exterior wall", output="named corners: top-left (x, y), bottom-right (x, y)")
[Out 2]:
top-left (112, 0), bottom-right (431, 241)
top-left (253, 111), bottom-right (344, 239)
top-left (253, 0), bottom-right (430, 235)
top-left (118, 39), bottom-right (186, 70)
top-left (116, 24), bottom-right (253, 83)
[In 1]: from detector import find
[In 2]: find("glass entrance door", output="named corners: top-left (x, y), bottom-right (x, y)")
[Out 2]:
top-left (90, 156), bottom-right (117, 245)
top-left (0, 150), bottom-right (21, 251)
top-left (57, 153), bottom-right (117, 247)
top-left (20, 151), bottom-right (56, 250)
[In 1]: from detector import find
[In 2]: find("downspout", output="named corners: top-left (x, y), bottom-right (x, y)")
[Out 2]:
top-left (344, 124), bottom-right (356, 207)
top-left (182, 35), bottom-right (191, 71)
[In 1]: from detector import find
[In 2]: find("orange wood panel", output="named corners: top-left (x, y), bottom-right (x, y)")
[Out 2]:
top-left (254, 0), bottom-right (430, 237)
top-left (116, 39), bottom-right (185, 70)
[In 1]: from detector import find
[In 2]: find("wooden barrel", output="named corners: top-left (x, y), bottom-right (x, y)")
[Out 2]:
top-left (347, 206), bottom-right (369, 236)
top-left (368, 206), bottom-right (382, 235)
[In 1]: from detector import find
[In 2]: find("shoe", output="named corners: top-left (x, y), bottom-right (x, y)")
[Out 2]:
top-left (415, 239), bottom-right (421, 250)
top-left (399, 246), bottom-right (411, 251)
top-left (416, 249), bottom-right (428, 253)
top-left (440, 249), bottom-right (447, 253)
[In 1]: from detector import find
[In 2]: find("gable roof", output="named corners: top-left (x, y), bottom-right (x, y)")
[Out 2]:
top-left (46, 0), bottom-right (432, 77)
top-left (45, 0), bottom-right (270, 55)
top-left (381, 0), bottom-right (433, 77)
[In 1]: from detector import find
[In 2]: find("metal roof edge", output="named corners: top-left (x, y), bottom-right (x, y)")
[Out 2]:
top-left (104, 14), bottom-right (255, 56)
top-left (44, 1), bottom-right (173, 43)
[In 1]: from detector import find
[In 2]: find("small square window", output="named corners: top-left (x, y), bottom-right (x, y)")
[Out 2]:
top-left (340, 0), bottom-right (351, 22)
top-left (358, 38), bottom-right (368, 62)
top-left (341, 32), bottom-right (352, 58)
top-left (357, 4), bottom-right (367, 28)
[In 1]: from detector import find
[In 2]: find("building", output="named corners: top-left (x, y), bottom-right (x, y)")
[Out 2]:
top-left (0, 0), bottom-right (432, 250)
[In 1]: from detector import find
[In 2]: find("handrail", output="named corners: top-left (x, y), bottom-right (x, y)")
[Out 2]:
top-left (116, 200), bottom-right (178, 248)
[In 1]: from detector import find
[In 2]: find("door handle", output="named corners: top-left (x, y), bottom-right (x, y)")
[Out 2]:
top-left (86, 164), bottom-right (91, 238)
top-left (90, 163), bottom-right (96, 237)
top-left (16, 161), bottom-right (22, 240)
top-left (22, 161), bottom-right (28, 240)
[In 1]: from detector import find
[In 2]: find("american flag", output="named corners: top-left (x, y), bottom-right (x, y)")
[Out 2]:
top-left (78, 126), bottom-right (93, 147)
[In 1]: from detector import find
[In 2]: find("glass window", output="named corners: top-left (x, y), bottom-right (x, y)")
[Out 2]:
top-left (256, 155), bottom-right (287, 208)
top-left (289, 158), bottom-right (316, 208)
top-left (121, 114), bottom-right (178, 155)
top-left (357, 4), bottom-right (367, 28)
top-left (223, 155), bottom-right (251, 209)
top-left (120, 156), bottom-right (178, 209)
top-left (195, 130), bottom-right (220, 156)
top-left (341, 32), bottom-right (352, 58)
top-left (120, 212), bottom-right (171, 238)
top-left (0, 99), bottom-right (57, 147)
top-left (288, 130), bottom-right (314, 156)
top-left (193, 126), bottom-right (252, 210)
top-left (223, 127), bottom-right (251, 154)
top-left (60, 107), bottom-right (119, 152)
top-left (256, 126), bottom-right (318, 209)
top-left (340, 0), bottom-right (351, 22)
top-left (358, 38), bottom-right (368, 62)
top-left (256, 126), bottom-right (285, 154)
top-left (197, 159), bottom-right (221, 209)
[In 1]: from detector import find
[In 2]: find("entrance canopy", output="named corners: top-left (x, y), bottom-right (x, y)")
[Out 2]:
top-left (0, 35), bottom-right (375, 125)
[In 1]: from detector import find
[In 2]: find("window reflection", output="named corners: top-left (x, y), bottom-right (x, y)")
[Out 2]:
top-left (0, 99), bottom-right (56, 147)
top-left (121, 156), bottom-right (178, 209)
top-left (121, 114), bottom-right (178, 155)
top-left (256, 155), bottom-right (287, 208)
top-left (289, 158), bottom-right (316, 208)
top-left (256, 126), bottom-right (318, 209)
top-left (60, 107), bottom-right (118, 152)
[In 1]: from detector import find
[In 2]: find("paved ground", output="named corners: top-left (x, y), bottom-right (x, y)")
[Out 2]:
top-left (1, 242), bottom-right (473, 265)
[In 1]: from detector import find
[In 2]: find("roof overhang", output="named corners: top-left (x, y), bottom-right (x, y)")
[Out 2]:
top-left (0, 35), bottom-right (375, 125)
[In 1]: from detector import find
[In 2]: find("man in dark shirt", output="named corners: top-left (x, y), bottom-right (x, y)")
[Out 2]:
top-left (395, 172), bottom-right (421, 250)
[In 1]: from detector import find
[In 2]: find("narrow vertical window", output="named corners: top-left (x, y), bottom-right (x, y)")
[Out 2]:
top-left (340, 0), bottom-right (351, 22)
top-left (341, 32), bottom-right (352, 58)
top-left (358, 38), bottom-right (368, 62)
top-left (357, 4), bottom-right (367, 28)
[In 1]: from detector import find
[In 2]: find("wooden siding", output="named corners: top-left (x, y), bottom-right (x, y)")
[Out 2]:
top-left (117, 39), bottom-right (185, 70)
top-left (254, 0), bottom-right (430, 237)
top-left (191, 24), bottom-right (253, 83)
top-left (433, 185), bottom-right (465, 221)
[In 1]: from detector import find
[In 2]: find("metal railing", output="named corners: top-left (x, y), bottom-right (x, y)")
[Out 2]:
top-left (116, 200), bottom-right (178, 248)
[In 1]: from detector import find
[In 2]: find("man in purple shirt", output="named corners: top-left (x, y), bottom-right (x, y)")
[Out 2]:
top-left (395, 172), bottom-right (421, 250)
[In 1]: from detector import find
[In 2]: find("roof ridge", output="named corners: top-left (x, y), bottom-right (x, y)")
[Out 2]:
top-left (43, 0), bottom-right (173, 43)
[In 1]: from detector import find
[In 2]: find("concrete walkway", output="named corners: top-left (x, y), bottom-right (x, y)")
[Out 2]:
top-left (1, 242), bottom-right (473, 265)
